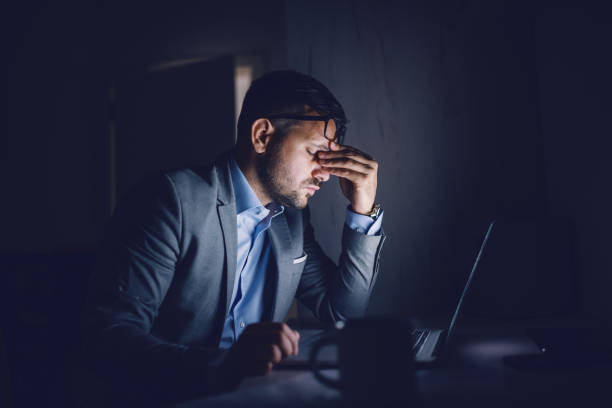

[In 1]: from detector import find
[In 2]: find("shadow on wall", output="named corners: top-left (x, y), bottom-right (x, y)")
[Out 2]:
top-left (464, 217), bottom-right (578, 320)
top-left (287, 0), bottom-right (548, 317)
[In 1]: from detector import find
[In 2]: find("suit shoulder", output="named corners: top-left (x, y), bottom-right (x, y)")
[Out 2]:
top-left (163, 165), bottom-right (221, 209)
top-left (165, 164), bottom-right (216, 191)
top-left (164, 151), bottom-right (231, 199)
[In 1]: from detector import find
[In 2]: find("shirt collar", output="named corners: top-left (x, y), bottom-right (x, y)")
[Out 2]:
top-left (229, 155), bottom-right (264, 215)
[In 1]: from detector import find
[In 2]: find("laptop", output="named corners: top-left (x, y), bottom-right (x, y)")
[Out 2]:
top-left (279, 220), bottom-right (495, 369)
top-left (412, 220), bottom-right (495, 366)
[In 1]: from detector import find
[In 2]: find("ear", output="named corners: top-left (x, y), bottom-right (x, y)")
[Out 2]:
top-left (250, 118), bottom-right (274, 154)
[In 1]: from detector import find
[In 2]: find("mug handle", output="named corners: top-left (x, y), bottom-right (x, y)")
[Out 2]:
top-left (309, 336), bottom-right (341, 389)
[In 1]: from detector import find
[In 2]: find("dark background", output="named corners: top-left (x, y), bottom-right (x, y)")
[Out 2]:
top-left (2, 0), bottom-right (611, 406)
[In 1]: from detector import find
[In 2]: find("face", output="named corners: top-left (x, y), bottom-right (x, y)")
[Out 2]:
top-left (256, 119), bottom-right (336, 208)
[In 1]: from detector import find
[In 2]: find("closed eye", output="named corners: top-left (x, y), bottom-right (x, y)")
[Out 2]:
top-left (308, 143), bottom-right (329, 159)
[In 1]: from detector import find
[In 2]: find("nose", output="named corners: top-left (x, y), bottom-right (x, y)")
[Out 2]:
top-left (312, 166), bottom-right (330, 183)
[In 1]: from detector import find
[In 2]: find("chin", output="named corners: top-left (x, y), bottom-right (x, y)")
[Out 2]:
top-left (290, 196), bottom-right (309, 209)
top-left (274, 190), bottom-right (309, 209)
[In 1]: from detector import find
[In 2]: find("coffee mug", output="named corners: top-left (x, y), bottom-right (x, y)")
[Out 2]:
top-left (309, 317), bottom-right (416, 406)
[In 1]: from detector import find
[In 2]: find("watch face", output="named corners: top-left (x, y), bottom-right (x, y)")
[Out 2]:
top-left (369, 204), bottom-right (381, 218)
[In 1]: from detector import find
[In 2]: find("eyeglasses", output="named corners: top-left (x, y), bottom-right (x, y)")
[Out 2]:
top-left (266, 114), bottom-right (345, 145)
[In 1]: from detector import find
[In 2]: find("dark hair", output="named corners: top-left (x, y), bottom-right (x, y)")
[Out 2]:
top-left (236, 70), bottom-right (347, 146)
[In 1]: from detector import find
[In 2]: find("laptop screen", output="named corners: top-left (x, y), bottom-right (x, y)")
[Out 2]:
top-left (445, 221), bottom-right (495, 342)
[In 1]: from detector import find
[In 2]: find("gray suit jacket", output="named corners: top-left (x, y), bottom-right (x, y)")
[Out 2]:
top-left (81, 151), bottom-right (385, 401)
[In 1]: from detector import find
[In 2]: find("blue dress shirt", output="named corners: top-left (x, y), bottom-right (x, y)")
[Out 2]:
top-left (218, 157), bottom-right (384, 348)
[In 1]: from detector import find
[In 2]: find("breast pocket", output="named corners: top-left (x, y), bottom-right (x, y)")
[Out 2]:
top-left (292, 253), bottom-right (308, 265)
top-left (289, 253), bottom-right (308, 279)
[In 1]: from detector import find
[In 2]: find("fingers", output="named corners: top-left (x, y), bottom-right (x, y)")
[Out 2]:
top-left (273, 330), bottom-right (295, 358)
top-left (323, 167), bottom-right (369, 183)
top-left (246, 343), bottom-right (280, 377)
top-left (234, 322), bottom-right (300, 377)
top-left (318, 146), bottom-right (377, 171)
top-left (327, 142), bottom-right (375, 161)
top-left (317, 153), bottom-right (372, 183)
top-left (245, 322), bottom-right (299, 356)
top-left (317, 143), bottom-right (378, 186)
top-left (318, 149), bottom-right (374, 166)
top-left (318, 155), bottom-right (374, 174)
top-left (266, 343), bottom-right (283, 365)
top-left (281, 323), bottom-right (300, 356)
top-left (273, 323), bottom-right (299, 357)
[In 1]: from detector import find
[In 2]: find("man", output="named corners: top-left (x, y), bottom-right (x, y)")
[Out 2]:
top-left (81, 70), bottom-right (385, 403)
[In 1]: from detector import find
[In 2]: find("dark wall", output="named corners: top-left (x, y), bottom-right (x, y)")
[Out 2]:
top-left (534, 3), bottom-right (612, 323)
top-left (287, 0), bottom-right (611, 321)
top-left (287, 0), bottom-right (547, 316)
top-left (3, 0), bottom-right (286, 252)
top-left (4, 1), bottom-right (107, 251)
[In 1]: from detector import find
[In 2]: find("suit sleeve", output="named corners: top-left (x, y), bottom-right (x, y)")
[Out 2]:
top-left (81, 175), bottom-right (234, 403)
top-left (295, 206), bottom-right (386, 322)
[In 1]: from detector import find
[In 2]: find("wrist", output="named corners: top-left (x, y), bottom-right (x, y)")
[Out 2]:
top-left (350, 203), bottom-right (374, 215)
top-left (350, 203), bottom-right (380, 218)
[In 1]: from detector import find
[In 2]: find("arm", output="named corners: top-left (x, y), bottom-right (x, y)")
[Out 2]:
top-left (81, 175), bottom-right (233, 402)
top-left (296, 141), bottom-right (385, 322)
top-left (295, 206), bottom-right (385, 322)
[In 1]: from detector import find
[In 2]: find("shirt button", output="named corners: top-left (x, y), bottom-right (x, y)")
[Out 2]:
top-left (240, 321), bottom-right (245, 329)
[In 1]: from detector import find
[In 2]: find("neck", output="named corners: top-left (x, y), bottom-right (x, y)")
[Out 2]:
top-left (233, 148), bottom-right (273, 206)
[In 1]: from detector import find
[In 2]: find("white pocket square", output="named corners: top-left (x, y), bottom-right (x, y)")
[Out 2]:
top-left (292, 254), bottom-right (308, 264)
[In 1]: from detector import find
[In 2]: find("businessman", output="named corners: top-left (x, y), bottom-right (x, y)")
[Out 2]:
top-left (81, 70), bottom-right (385, 403)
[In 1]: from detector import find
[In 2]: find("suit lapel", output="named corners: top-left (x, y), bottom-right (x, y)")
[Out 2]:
top-left (213, 151), bottom-right (296, 321)
top-left (214, 152), bottom-right (238, 316)
top-left (268, 213), bottom-right (294, 322)
top-left (218, 203), bottom-right (237, 315)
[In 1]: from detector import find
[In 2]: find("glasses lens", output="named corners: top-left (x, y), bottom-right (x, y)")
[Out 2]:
top-left (324, 118), bottom-right (338, 143)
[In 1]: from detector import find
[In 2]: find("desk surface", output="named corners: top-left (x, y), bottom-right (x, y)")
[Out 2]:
top-left (171, 316), bottom-right (612, 408)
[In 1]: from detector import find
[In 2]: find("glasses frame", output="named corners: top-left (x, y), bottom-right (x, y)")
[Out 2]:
top-left (266, 114), bottom-right (344, 144)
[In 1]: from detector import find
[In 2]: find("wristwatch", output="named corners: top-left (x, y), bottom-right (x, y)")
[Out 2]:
top-left (364, 203), bottom-right (382, 219)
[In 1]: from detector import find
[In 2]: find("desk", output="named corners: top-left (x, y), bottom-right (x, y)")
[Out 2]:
top-left (171, 316), bottom-right (612, 408)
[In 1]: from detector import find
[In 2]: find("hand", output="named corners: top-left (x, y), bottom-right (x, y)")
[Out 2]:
top-left (221, 322), bottom-right (300, 381)
top-left (317, 142), bottom-right (379, 214)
